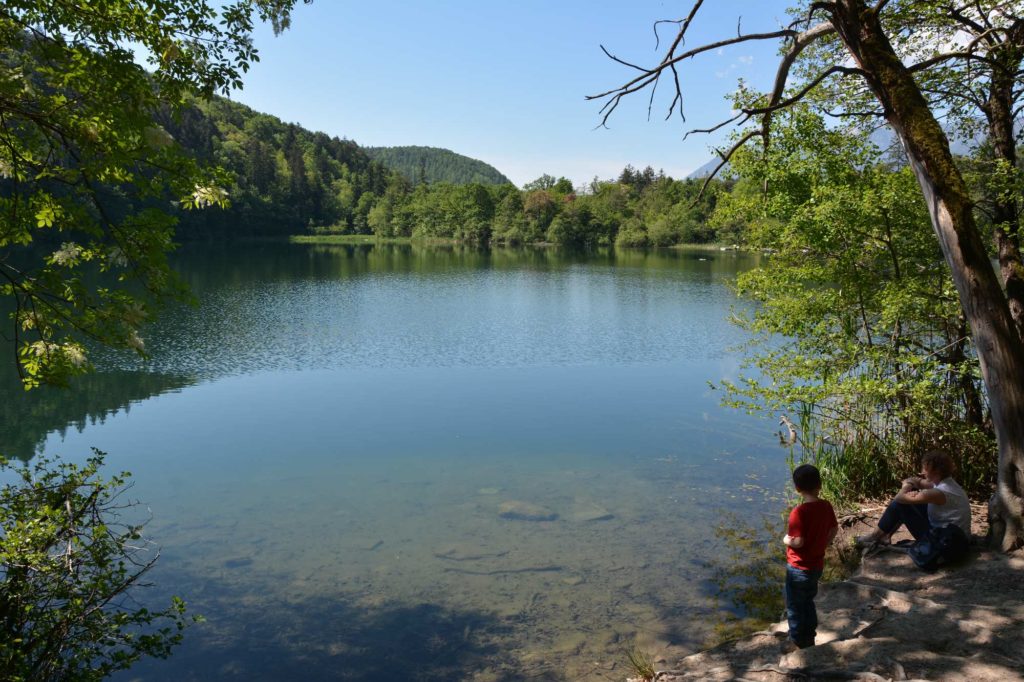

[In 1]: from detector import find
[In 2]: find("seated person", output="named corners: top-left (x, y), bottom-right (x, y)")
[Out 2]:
top-left (857, 448), bottom-right (971, 547)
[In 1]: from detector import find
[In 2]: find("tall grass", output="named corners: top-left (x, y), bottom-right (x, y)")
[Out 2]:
top-left (780, 402), bottom-right (994, 509)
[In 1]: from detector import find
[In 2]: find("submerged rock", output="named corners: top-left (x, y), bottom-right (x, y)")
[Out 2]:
top-left (571, 500), bottom-right (613, 522)
top-left (498, 500), bottom-right (558, 522)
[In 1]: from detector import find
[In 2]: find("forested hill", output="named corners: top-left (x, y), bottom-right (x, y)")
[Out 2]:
top-left (364, 146), bottom-right (512, 185)
top-left (162, 96), bottom-right (393, 238)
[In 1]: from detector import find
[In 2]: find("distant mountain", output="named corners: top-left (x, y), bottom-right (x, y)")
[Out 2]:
top-left (365, 146), bottom-right (512, 185)
top-left (687, 156), bottom-right (725, 180)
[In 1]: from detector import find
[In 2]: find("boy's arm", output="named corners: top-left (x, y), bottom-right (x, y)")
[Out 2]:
top-left (783, 533), bottom-right (804, 548)
top-left (783, 507), bottom-right (804, 547)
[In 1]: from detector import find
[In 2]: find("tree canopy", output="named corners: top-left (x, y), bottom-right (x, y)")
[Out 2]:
top-left (0, 0), bottom-right (307, 387)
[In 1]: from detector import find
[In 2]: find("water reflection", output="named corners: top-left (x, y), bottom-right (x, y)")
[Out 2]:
top-left (168, 243), bottom-right (760, 289)
top-left (0, 362), bottom-right (194, 461)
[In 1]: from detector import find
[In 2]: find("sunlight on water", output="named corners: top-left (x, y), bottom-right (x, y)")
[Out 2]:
top-left (3, 244), bottom-right (790, 681)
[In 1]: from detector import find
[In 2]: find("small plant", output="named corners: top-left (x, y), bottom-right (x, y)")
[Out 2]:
top-left (624, 642), bottom-right (656, 681)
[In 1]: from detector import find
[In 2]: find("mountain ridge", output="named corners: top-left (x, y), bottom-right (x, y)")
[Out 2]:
top-left (364, 145), bottom-right (512, 186)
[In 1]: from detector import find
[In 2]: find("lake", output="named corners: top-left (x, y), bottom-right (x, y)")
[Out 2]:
top-left (0, 242), bottom-right (789, 681)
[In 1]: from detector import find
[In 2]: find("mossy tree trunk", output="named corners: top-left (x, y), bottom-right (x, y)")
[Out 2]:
top-left (831, 0), bottom-right (1024, 550)
top-left (984, 43), bottom-right (1024, 340)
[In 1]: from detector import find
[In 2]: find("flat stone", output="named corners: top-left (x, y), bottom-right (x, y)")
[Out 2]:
top-left (572, 500), bottom-right (614, 522)
top-left (498, 500), bottom-right (558, 522)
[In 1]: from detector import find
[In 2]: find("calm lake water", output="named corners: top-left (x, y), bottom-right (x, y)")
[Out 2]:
top-left (1, 242), bottom-right (790, 681)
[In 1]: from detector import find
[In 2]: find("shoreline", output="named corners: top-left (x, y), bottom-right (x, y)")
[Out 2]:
top-left (628, 503), bottom-right (1024, 681)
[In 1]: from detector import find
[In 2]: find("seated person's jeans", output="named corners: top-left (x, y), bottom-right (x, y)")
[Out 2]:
top-left (877, 500), bottom-right (930, 541)
top-left (785, 564), bottom-right (822, 648)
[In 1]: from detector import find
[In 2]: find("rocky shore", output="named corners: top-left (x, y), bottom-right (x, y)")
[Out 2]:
top-left (630, 506), bottom-right (1024, 682)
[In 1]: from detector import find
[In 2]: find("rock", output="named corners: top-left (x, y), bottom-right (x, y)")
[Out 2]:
top-left (572, 500), bottom-right (614, 522)
top-left (561, 575), bottom-right (585, 586)
top-left (498, 500), bottom-right (558, 522)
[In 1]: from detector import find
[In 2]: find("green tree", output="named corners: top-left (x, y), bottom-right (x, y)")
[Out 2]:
top-left (717, 109), bottom-right (992, 500)
top-left (0, 0), bottom-right (306, 387)
top-left (594, 0), bottom-right (1024, 549)
top-left (522, 174), bottom-right (563, 192)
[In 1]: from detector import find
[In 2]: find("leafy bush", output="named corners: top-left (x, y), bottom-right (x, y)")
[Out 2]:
top-left (0, 452), bottom-right (193, 681)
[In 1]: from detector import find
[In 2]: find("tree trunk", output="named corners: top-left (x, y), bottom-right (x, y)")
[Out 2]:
top-left (832, 0), bottom-right (1024, 550)
top-left (983, 56), bottom-right (1024, 341)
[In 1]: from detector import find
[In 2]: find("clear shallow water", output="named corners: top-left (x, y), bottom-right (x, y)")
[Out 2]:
top-left (1, 243), bottom-right (788, 681)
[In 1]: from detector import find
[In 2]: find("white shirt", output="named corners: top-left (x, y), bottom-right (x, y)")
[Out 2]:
top-left (928, 477), bottom-right (971, 535)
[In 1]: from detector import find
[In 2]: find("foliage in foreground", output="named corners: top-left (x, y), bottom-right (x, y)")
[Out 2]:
top-left (0, 452), bottom-right (192, 681)
top-left (0, 0), bottom-right (304, 387)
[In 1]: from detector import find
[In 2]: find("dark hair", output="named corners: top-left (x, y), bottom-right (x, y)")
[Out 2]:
top-left (792, 464), bottom-right (822, 493)
top-left (921, 449), bottom-right (955, 479)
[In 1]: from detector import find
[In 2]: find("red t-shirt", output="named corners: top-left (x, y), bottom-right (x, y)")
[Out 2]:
top-left (786, 499), bottom-right (838, 571)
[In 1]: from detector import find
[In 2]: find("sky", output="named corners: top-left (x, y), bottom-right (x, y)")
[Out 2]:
top-left (230, 1), bottom-right (796, 188)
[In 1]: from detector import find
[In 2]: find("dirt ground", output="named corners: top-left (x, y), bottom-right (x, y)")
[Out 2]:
top-left (630, 504), bottom-right (1024, 681)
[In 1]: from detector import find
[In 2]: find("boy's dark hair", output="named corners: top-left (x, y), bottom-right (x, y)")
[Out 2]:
top-left (921, 449), bottom-right (955, 479)
top-left (792, 464), bottom-right (822, 493)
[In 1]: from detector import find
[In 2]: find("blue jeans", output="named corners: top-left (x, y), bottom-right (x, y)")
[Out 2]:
top-left (877, 500), bottom-right (931, 541)
top-left (785, 564), bottom-right (822, 648)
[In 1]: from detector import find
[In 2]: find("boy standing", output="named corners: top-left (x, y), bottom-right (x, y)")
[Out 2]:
top-left (782, 464), bottom-right (838, 650)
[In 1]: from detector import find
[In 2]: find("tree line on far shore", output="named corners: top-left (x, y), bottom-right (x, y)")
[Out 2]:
top-left (165, 97), bottom-right (732, 247)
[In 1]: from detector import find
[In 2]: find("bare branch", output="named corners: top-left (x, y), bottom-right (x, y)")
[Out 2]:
top-left (588, 29), bottom-right (797, 102)
top-left (908, 50), bottom-right (997, 72)
top-left (598, 44), bottom-right (650, 74)
top-left (693, 130), bottom-right (761, 205)
top-left (744, 65), bottom-right (864, 118)
top-left (666, 62), bottom-right (684, 121)
top-left (920, 83), bottom-right (986, 110)
top-left (823, 108), bottom-right (885, 118)
top-left (659, 0), bottom-right (704, 58)
top-left (947, 4), bottom-right (989, 35)
top-left (684, 111), bottom-right (748, 140)
top-left (758, 22), bottom-right (837, 140)
top-left (647, 72), bottom-right (659, 121)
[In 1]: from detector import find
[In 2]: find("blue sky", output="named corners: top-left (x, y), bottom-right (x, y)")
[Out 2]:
top-left (232, 1), bottom-right (795, 187)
